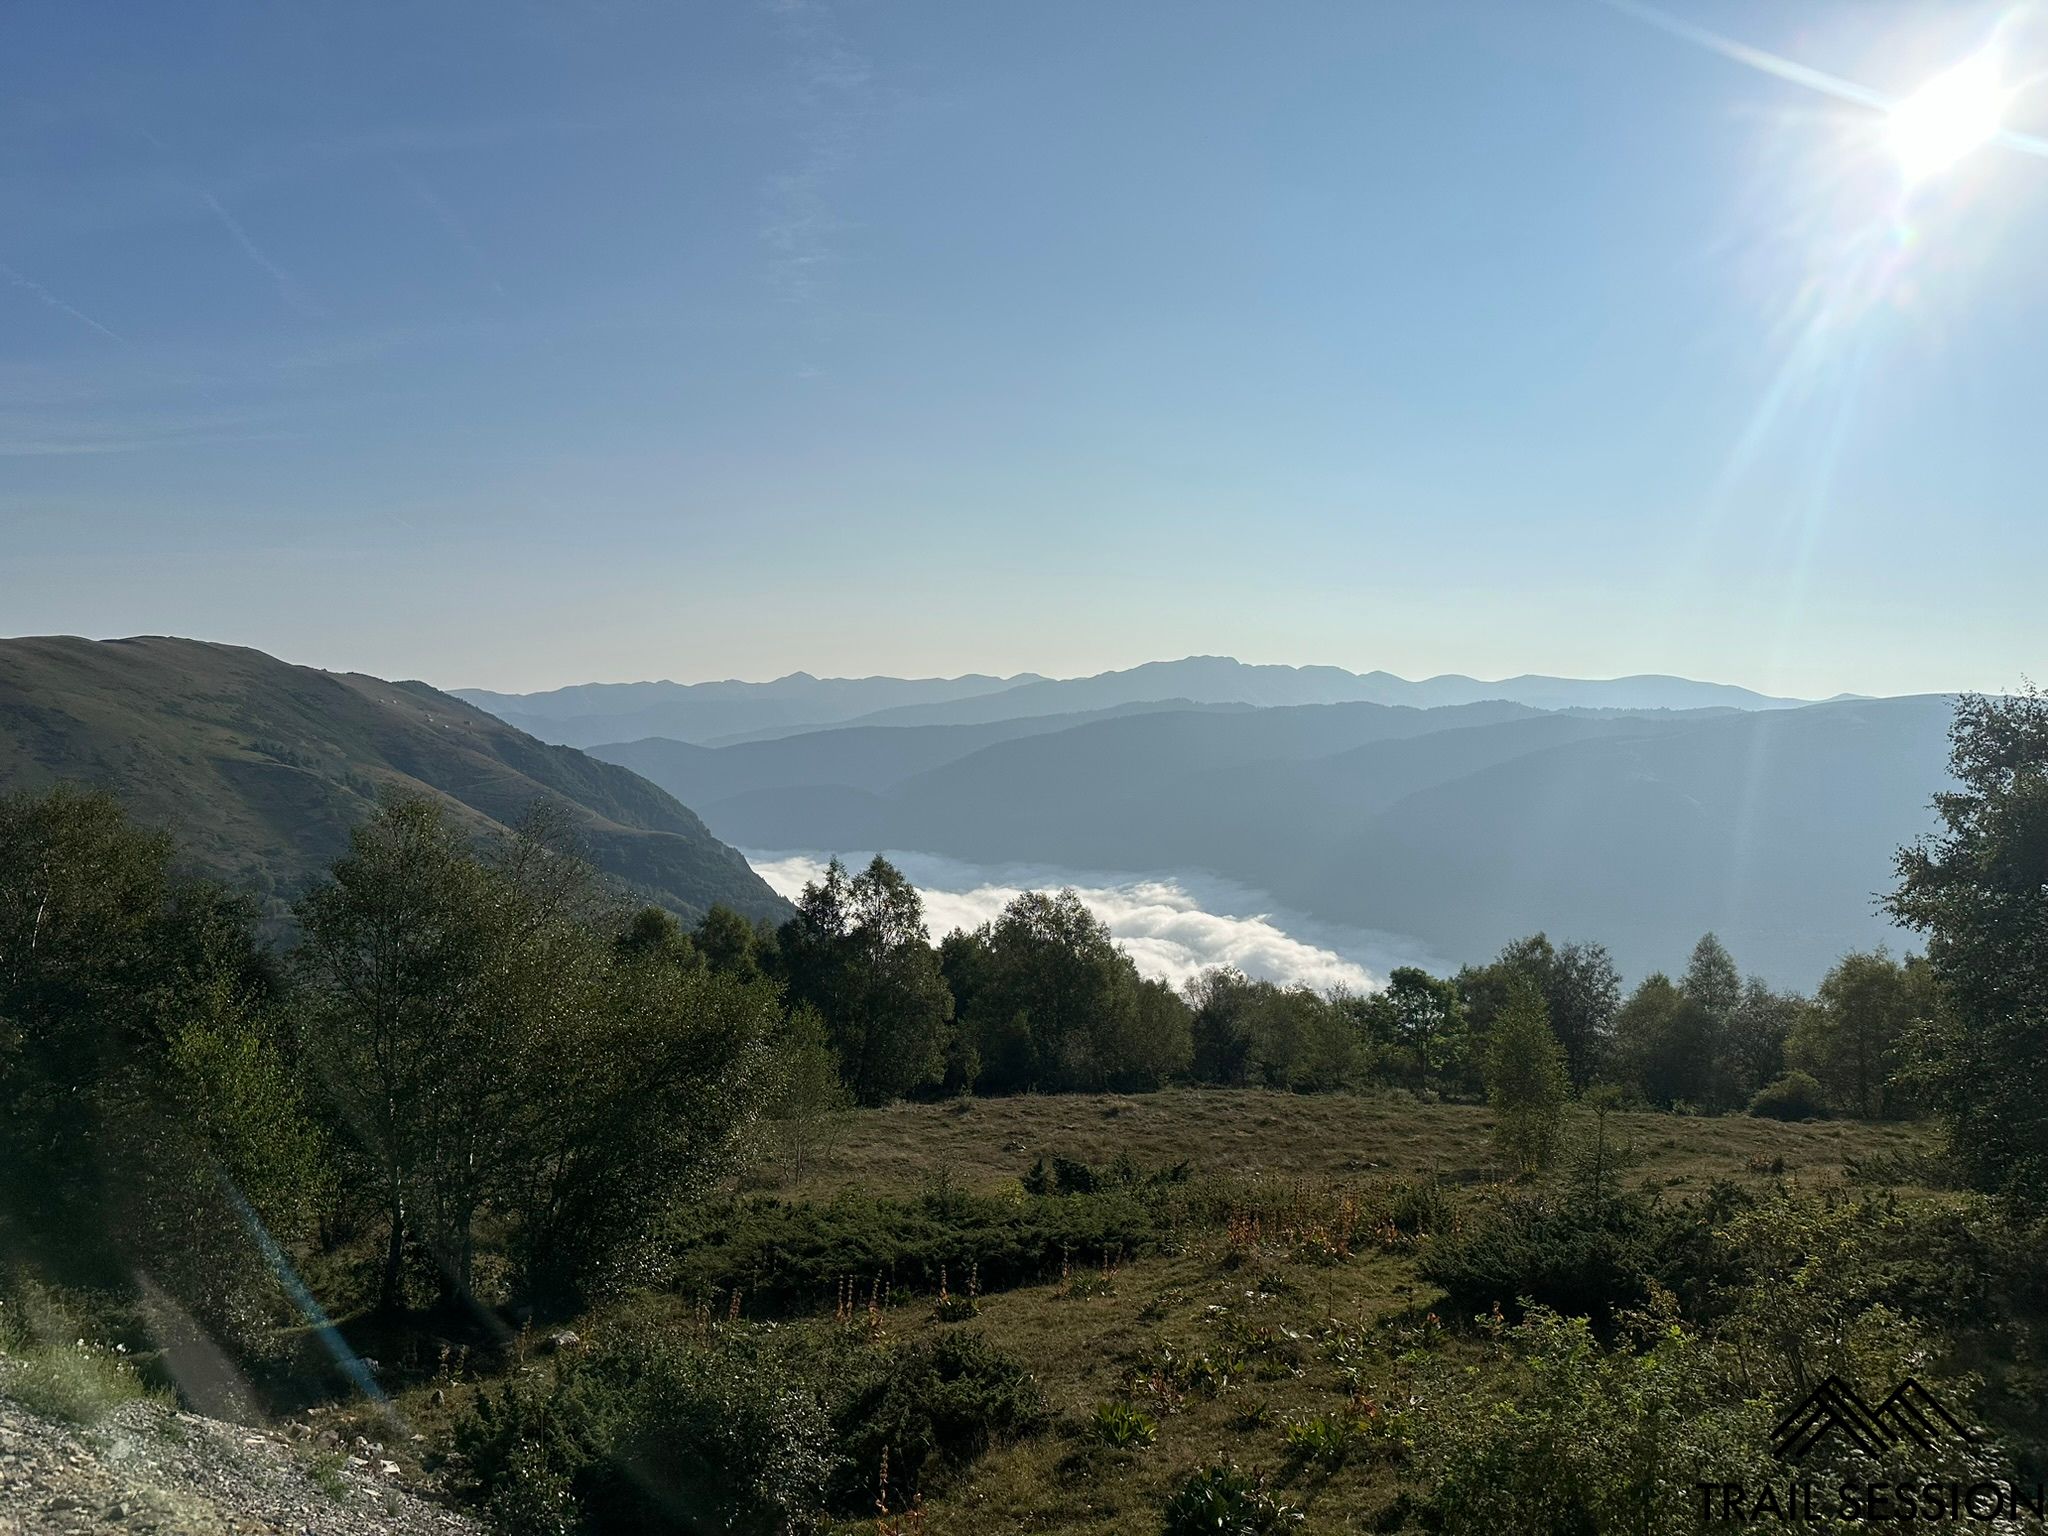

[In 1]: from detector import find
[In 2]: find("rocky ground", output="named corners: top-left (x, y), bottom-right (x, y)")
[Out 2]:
top-left (0, 1373), bottom-right (483, 1536)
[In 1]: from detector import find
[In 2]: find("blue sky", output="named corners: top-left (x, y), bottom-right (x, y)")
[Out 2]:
top-left (3, 1), bottom-right (2044, 696)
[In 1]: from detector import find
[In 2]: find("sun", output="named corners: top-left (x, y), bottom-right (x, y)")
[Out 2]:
top-left (1886, 52), bottom-right (2013, 184)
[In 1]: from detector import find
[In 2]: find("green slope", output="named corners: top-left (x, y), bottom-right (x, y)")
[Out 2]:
top-left (0, 635), bottom-right (789, 925)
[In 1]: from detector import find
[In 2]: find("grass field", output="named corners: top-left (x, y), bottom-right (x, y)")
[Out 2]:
top-left (337, 1090), bottom-right (1936, 1535)
top-left (781, 1087), bottom-right (1927, 1200)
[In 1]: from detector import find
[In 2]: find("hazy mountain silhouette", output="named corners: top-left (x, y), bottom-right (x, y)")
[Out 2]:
top-left (656, 693), bottom-right (1949, 985)
top-left (462, 656), bottom-right (1821, 746)
top-left (589, 699), bottom-right (1254, 805)
top-left (455, 670), bottom-right (1042, 747)
top-left (0, 636), bottom-right (787, 925)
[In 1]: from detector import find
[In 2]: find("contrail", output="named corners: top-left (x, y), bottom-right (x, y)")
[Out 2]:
top-left (0, 261), bottom-right (124, 342)
top-left (200, 190), bottom-right (324, 317)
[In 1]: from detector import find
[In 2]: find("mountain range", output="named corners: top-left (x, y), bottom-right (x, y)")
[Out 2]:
top-left (459, 656), bottom-right (1829, 748)
top-left (0, 636), bottom-right (786, 925)
top-left (1, 639), bottom-right (1947, 987)
top-left (581, 691), bottom-right (1951, 987)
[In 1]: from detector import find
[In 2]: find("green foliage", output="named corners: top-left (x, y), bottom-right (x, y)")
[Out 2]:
top-left (1787, 949), bottom-right (1930, 1119)
top-left (664, 1181), bottom-right (1174, 1314)
top-left (1089, 1398), bottom-right (1158, 1448)
top-left (1157, 1463), bottom-right (1303, 1535)
top-left (764, 1003), bottom-right (852, 1182)
top-left (1187, 967), bottom-right (1373, 1092)
top-left (1353, 965), bottom-right (1469, 1092)
top-left (958, 889), bottom-right (1192, 1093)
top-left (1420, 1182), bottom-right (1748, 1326)
top-left (778, 856), bottom-right (954, 1105)
top-left (1460, 935), bottom-right (1620, 1092)
top-left (295, 794), bottom-right (784, 1313)
top-left (456, 1332), bottom-right (837, 1536)
top-left (1746, 1069), bottom-right (1828, 1121)
top-left (0, 1279), bottom-right (158, 1425)
top-left (1280, 1411), bottom-right (1361, 1466)
top-left (830, 1331), bottom-right (1045, 1505)
top-left (0, 787), bottom-right (321, 1356)
top-left (1415, 1307), bottom-right (1774, 1536)
top-left (1888, 687), bottom-right (2048, 1197)
top-left (1485, 980), bottom-right (1569, 1175)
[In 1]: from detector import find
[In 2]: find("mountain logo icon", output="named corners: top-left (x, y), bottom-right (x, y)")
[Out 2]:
top-left (1771, 1376), bottom-right (1977, 1463)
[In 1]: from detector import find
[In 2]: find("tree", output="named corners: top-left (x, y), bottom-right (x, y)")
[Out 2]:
top-left (1187, 966), bottom-right (1261, 1086)
top-left (295, 794), bottom-right (604, 1311)
top-left (616, 906), bottom-right (701, 969)
top-left (0, 787), bottom-right (321, 1351)
top-left (1785, 950), bottom-right (1928, 1119)
top-left (778, 857), bottom-right (952, 1105)
top-left (1358, 966), bottom-right (1469, 1091)
top-left (762, 1004), bottom-right (851, 1182)
top-left (1549, 942), bottom-right (1622, 1091)
top-left (1887, 687), bottom-right (2048, 1195)
top-left (694, 903), bottom-right (764, 982)
top-left (1682, 933), bottom-right (1742, 1019)
top-left (1722, 979), bottom-right (1801, 1105)
top-left (513, 953), bottom-right (784, 1307)
top-left (1459, 937), bottom-right (1618, 1092)
top-left (1486, 980), bottom-right (1569, 1175)
top-left (959, 889), bottom-right (1183, 1093)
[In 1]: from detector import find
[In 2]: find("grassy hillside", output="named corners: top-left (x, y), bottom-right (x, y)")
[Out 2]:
top-left (331, 1089), bottom-right (1938, 1535)
top-left (0, 634), bottom-right (788, 924)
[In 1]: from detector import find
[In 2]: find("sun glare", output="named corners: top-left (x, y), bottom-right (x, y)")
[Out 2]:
top-left (1887, 52), bottom-right (2013, 184)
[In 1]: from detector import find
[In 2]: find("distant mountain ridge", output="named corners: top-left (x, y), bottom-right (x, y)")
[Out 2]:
top-left (0, 636), bottom-right (788, 925)
top-left (456, 669), bottom-right (1044, 748)
top-left (600, 692), bottom-right (1951, 987)
top-left (461, 656), bottom-right (1828, 746)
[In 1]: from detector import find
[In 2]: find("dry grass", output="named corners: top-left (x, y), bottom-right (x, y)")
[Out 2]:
top-left (364, 1091), bottom-right (1936, 1535)
top-left (776, 1086), bottom-right (1934, 1201)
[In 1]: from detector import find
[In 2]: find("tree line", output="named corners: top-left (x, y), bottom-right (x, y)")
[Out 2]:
top-left (693, 852), bottom-right (1938, 1126)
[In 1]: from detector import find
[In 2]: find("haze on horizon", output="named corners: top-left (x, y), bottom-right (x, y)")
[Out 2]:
top-left (5, 2), bottom-right (2046, 698)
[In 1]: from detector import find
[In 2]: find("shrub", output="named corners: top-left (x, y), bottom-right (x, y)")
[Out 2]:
top-left (1090, 1399), bottom-right (1158, 1449)
top-left (1419, 1183), bottom-right (1752, 1326)
top-left (1280, 1412), bottom-right (1358, 1467)
top-left (455, 1333), bottom-right (837, 1535)
top-left (0, 1280), bottom-right (156, 1426)
top-left (1159, 1463), bottom-right (1303, 1534)
top-left (664, 1185), bottom-right (1170, 1315)
top-left (1414, 1308), bottom-right (1773, 1536)
top-left (1747, 1071), bottom-right (1829, 1121)
top-left (830, 1331), bottom-right (1045, 1509)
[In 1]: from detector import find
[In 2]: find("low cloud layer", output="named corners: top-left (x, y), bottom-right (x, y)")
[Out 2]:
top-left (747, 849), bottom-right (1444, 994)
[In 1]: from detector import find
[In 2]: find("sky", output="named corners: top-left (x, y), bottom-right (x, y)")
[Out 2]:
top-left (3, 0), bottom-right (2045, 697)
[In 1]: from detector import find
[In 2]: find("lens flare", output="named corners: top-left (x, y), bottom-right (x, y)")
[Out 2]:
top-left (1887, 53), bottom-right (2014, 184)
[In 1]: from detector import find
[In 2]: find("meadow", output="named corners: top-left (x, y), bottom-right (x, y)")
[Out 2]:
top-left (333, 1091), bottom-right (1943, 1535)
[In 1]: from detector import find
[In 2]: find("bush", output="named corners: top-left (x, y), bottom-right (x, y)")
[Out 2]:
top-left (1747, 1071), bottom-right (1829, 1121)
top-left (1414, 1308), bottom-right (1773, 1536)
top-left (1280, 1412), bottom-right (1359, 1467)
top-left (830, 1331), bottom-right (1045, 1508)
top-left (1159, 1463), bottom-right (1303, 1534)
top-left (1090, 1398), bottom-right (1158, 1448)
top-left (455, 1333), bottom-right (837, 1535)
top-left (1419, 1183), bottom-right (1752, 1326)
top-left (665, 1185), bottom-right (1172, 1315)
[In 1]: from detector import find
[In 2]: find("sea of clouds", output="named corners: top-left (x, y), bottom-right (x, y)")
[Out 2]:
top-left (745, 849), bottom-right (1444, 994)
